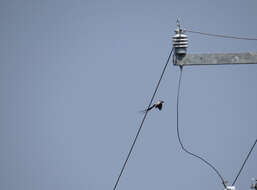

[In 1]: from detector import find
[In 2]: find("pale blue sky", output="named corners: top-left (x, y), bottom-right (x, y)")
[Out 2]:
top-left (0, 0), bottom-right (256, 190)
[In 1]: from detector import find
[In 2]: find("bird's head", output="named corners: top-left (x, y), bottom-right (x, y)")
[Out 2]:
top-left (157, 100), bottom-right (164, 104)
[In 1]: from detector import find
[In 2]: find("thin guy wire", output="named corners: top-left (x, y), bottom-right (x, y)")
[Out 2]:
top-left (184, 29), bottom-right (257, 41)
top-left (232, 139), bottom-right (257, 186)
top-left (176, 66), bottom-right (227, 188)
top-left (112, 47), bottom-right (174, 190)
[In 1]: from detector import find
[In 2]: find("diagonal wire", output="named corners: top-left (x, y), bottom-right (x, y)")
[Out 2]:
top-left (184, 29), bottom-right (257, 41)
top-left (176, 66), bottom-right (227, 188)
top-left (112, 47), bottom-right (174, 190)
top-left (232, 139), bottom-right (257, 186)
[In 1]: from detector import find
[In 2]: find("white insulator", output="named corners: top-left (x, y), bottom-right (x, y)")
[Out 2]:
top-left (173, 28), bottom-right (188, 55)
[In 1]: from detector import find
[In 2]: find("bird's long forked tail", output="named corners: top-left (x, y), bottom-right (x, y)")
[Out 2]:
top-left (139, 104), bottom-right (155, 113)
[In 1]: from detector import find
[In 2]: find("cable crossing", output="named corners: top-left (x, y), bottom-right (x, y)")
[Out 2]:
top-left (176, 66), bottom-right (227, 188)
top-left (112, 47), bottom-right (174, 190)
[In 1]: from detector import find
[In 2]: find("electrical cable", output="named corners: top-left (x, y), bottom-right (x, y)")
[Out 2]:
top-left (184, 29), bottom-right (257, 41)
top-left (112, 47), bottom-right (174, 190)
top-left (176, 66), bottom-right (227, 188)
top-left (232, 139), bottom-right (257, 186)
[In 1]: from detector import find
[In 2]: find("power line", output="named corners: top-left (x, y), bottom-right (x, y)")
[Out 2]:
top-left (232, 139), bottom-right (257, 186)
top-left (176, 66), bottom-right (227, 188)
top-left (184, 29), bottom-right (257, 41)
top-left (112, 47), bottom-right (174, 190)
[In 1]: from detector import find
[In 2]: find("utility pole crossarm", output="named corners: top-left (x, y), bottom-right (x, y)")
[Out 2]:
top-left (174, 52), bottom-right (257, 66)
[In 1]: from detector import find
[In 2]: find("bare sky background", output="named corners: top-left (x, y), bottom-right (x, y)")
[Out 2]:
top-left (0, 0), bottom-right (256, 190)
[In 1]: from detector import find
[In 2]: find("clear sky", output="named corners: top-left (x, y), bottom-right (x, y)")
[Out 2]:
top-left (0, 0), bottom-right (256, 190)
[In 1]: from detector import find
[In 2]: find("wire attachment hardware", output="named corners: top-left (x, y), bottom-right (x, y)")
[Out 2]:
top-left (251, 178), bottom-right (257, 190)
top-left (225, 186), bottom-right (236, 190)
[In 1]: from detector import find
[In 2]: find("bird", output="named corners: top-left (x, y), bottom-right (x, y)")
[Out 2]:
top-left (141, 100), bottom-right (164, 113)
